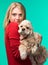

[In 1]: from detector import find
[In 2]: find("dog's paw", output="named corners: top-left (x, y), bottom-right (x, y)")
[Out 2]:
top-left (31, 46), bottom-right (38, 54)
top-left (20, 52), bottom-right (27, 60)
top-left (19, 45), bottom-right (27, 60)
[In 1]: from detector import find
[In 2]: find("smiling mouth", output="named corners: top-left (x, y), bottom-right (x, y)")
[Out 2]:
top-left (14, 19), bottom-right (20, 22)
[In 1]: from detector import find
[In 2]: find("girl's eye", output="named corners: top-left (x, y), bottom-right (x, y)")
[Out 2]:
top-left (19, 14), bottom-right (22, 16)
top-left (26, 27), bottom-right (29, 29)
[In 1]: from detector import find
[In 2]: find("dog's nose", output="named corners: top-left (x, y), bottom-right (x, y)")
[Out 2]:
top-left (22, 28), bottom-right (25, 31)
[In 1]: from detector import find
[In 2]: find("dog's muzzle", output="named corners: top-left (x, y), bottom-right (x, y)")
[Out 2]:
top-left (22, 28), bottom-right (25, 31)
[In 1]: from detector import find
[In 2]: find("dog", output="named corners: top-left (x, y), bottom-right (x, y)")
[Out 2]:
top-left (18, 20), bottom-right (42, 60)
top-left (18, 20), bottom-right (47, 65)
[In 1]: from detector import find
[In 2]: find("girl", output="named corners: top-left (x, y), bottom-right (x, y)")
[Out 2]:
top-left (4, 2), bottom-right (32, 65)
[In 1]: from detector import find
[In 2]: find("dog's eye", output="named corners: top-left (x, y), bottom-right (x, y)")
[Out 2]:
top-left (20, 26), bottom-right (23, 27)
top-left (26, 27), bottom-right (29, 29)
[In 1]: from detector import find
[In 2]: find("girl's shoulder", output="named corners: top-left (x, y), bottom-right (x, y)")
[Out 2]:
top-left (6, 22), bottom-right (19, 32)
top-left (9, 22), bottom-right (18, 27)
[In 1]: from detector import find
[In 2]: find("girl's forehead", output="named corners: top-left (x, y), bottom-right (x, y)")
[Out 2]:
top-left (11, 7), bottom-right (23, 13)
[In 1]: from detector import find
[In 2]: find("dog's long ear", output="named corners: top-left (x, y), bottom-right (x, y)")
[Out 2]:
top-left (30, 30), bottom-right (33, 35)
top-left (30, 28), bottom-right (33, 35)
top-left (34, 32), bottom-right (42, 45)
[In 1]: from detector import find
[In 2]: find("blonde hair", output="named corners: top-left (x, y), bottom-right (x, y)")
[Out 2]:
top-left (4, 2), bottom-right (26, 29)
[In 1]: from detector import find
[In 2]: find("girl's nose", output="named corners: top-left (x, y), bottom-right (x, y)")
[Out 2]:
top-left (16, 15), bottom-right (19, 19)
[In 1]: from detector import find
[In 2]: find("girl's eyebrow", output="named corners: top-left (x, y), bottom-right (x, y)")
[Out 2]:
top-left (12, 13), bottom-right (17, 14)
top-left (12, 13), bottom-right (17, 16)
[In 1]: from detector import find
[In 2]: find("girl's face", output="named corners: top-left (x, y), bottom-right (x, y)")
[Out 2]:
top-left (9, 7), bottom-right (24, 24)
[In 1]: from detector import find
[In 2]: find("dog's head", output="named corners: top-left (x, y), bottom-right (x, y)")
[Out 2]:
top-left (18, 20), bottom-right (33, 39)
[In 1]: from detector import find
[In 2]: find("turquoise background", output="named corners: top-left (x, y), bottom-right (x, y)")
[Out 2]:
top-left (0, 0), bottom-right (48, 65)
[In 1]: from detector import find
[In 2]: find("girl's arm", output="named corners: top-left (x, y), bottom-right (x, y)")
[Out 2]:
top-left (8, 22), bottom-right (20, 59)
